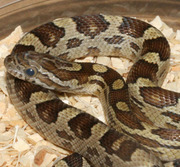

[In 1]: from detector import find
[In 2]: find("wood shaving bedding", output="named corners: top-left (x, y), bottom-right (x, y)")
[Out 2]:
top-left (0, 16), bottom-right (179, 167)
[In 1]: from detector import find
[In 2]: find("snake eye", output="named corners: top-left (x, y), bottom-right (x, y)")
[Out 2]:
top-left (25, 67), bottom-right (37, 77)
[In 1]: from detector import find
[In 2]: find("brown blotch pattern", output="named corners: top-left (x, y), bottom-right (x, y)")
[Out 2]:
top-left (87, 47), bottom-right (100, 56)
top-left (130, 42), bottom-right (140, 52)
top-left (118, 140), bottom-right (141, 161)
top-left (127, 59), bottom-right (158, 83)
top-left (100, 129), bottom-right (140, 161)
top-left (127, 133), bottom-right (161, 148)
top-left (61, 153), bottom-right (83, 167)
top-left (56, 129), bottom-right (74, 141)
top-left (72, 14), bottom-right (110, 39)
top-left (109, 89), bottom-right (129, 110)
top-left (100, 129), bottom-right (123, 155)
top-left (68, 113), bottom-right (99, 139)
top-left (115, 110), bottom-right (145, 130)
top-left (152, 129), bottom-right (180, 142)
top-left (119, 17), bottom-right (151, 38)
top-left (130, 100), bottom-right (154, 125)
top-left (140, 87), bottom-right (180, 108)
top-left (142, 37), bottom-right (170, 61)
top-left (36, 99), bottom-right (68, 124)
top-left (102, 68), bottom-right (126, 91)
top-left (162, 111), bottom-right (180, 123)
top-left (86, 147), bottom-right (100, 159)
top-left (104, 35), bottom-right (124, 44)
top-left (126, 132), bottom-right (180, 150)
top-left (12, 44), bottom-right (35, 54)
top-left (130, 133), bottom-right (180, 150)
top-left (31, 22), bottom-right (65, 47)
top-left (108, 89), bottom-right (145, 130)
top-left (14, 78), bottom-right (47, 103)
top-left (67, 38), bottom-right (83, 49)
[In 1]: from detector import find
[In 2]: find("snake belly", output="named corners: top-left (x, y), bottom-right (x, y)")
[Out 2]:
top-left (4, 14), bottom-right (180, 167)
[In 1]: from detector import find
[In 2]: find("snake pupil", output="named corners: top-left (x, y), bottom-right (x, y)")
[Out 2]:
top-left (25, 68), bottom-right (35, 76)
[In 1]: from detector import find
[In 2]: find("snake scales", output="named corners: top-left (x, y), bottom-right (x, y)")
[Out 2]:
top-left (4, 14), bottom-right (180, 167)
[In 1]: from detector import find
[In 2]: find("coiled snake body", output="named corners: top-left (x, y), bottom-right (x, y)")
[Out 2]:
top-left (4, 14), bottom-right (180, 167)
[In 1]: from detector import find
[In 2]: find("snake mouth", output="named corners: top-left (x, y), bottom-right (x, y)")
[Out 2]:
top-left (4, 55), bottom-right (15, 74)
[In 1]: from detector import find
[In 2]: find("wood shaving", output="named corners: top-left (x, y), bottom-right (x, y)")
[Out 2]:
top-left (0, 16), bottom-right (179, 166)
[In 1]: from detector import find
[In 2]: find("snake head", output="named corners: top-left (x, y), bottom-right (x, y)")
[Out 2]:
top-left (4, 51), bottom-right (41, 80)
top-left (4, 51), bottom-right (57, 90)
top-left (4, 51), bottom-right (77, 91)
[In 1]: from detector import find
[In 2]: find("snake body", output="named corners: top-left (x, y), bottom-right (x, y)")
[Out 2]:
top-left (4, 14), bottom-right (180, 166)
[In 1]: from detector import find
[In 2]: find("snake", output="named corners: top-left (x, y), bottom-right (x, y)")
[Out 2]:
top-left (4, 14), bottom-right (180, 167)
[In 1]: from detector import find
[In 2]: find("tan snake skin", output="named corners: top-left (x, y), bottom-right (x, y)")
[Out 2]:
top-left (4, 14), bottom-right (180, 167)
